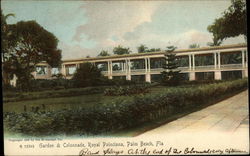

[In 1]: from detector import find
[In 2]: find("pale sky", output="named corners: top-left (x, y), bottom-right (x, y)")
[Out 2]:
top-left (1, 0), bottom-right (246, 60)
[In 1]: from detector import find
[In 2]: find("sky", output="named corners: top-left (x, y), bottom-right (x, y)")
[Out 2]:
top-left (1, 0), bottom-right (246, 60)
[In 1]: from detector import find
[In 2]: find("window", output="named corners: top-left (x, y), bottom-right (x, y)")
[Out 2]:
top-left (36, 66), bottom-right (47, 75)
top-left (66, 65), bottom-right (76, 75)
top-left (52, 68), bottom-right (60, 75)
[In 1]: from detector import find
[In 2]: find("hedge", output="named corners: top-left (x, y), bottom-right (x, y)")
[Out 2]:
top-left (3, 86), bottom-right (107, 103)
top-left (104, 84), bottom-right (150, 96)
top-left (3, 79), bottom-right (248, 136)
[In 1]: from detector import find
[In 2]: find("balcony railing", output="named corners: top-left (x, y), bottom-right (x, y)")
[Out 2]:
top-left (100, 64), bottom-right (245, 75)
top-left (221, 64), bottom-right (243, 69)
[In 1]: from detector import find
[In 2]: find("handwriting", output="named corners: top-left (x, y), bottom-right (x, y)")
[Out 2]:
top-left (79, 148), bottom-right (99, 156)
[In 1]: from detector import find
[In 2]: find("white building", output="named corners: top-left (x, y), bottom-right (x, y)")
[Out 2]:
top-left (10, 44), bottom-right (248, 86)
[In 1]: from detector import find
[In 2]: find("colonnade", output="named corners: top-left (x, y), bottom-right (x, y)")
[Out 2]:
top-left (91, 50), bottom-right (248, 82)
top-left (33, 45), bottom-right (248, 83)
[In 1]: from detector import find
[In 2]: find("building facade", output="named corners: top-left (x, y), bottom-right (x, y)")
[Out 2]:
top-left (15, 44), bottom-right (247, 85)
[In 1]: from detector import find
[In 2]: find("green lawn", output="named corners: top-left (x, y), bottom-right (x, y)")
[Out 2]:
top-left (3, 93), bottom-right (132, 113)
top-left (3, 85), bottom-right (194, 113)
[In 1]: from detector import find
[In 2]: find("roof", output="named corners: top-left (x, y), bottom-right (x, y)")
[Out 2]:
top-left (62, 43), bottom-right (247, 63)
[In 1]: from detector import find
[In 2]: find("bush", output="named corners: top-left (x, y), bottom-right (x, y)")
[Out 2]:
top-left (4, 79), bottom-right (248, 136)
top-left (3, 86), bottom-right (107, 103)
top-left (104, 84), bottom-right (150, 96)
top-left (180, 79), bottom-right (224, 85)
top-left (29, 78), bottom-right (75, 91)
top-left (72, 63), bottom-right (106, 88)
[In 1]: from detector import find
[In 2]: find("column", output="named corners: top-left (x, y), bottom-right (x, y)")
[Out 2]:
top-left (189, 54), bottom-right (192, 70)
top-left (246, 50), bottom-right (248, 68)
top-left (242, 50), bottom-right (248, 78)
top-left (122, 61), bottom-right (126, 72)
top-left (108, 61), bottom-right (112, 79)
top-left (121, 62), bottom-right (124, 71)
top-left (126, 59), bottom-right (131, 80)
top-left (214, 71), bottom-right (222, 80)
top-left (148, 58), bottom-right (151, 73)
top-left (218, 52), bottom-right (221, 69)
top-left (110, 61), bottom-right (113, 75)
top-left (242, 50), bottom-right (245, 68)
top-left (76, 63), bottom-right (80, 69)
top-left (145, 57), bottom-right (151, 83)
top-left (128, 59), bottom-right (131, 74)
top-left (107, 61), bottom-right (110, 75)
top-left (214, 52), bottom-right (217, 69)
top-left (61, 64), bottom-right (66, 76)
top-left (145, 74), bottom-right (151, 83)
top-left (192, 54), bottom-right (195, 70)
top-left (124, 62), bottom-right (126, 72)
top-left (189, 72), bottom-right (195, 81)
top-left (47, 65), bottom-right (52, 79)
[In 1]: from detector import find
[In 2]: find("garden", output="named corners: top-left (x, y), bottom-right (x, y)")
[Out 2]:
top-left (3, 78), bottom-right (248, 136)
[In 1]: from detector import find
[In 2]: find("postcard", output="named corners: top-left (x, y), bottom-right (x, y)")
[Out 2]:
top-left (2, 0), bottom-right (248, 155)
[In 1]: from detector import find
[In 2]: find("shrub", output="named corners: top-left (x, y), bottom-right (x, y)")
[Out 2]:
top-left (72, 63), bottom-right (106, 88)
top-left (3, 86), bottom-right (107, 103)
top-left (28, 78), bottom-right (75, 91)
top-left (104, 84), bottom-right (150, 96)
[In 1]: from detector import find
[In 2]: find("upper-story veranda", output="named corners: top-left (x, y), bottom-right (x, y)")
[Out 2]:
top-left (34, 43), bottom-right (248, 82)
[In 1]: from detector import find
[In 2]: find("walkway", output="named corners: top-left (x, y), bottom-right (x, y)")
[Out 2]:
top-left (138, 90), bottom-right (249, 153)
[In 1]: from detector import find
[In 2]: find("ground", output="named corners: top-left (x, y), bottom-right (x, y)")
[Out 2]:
top-left (139, 90), bottom-right (249, 135)
top-left (136, 90), bottom-right (249, 153)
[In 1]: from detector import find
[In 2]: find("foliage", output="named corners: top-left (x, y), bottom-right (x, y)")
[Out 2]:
top-left (1, 10), bottom-right (15, 59)
top-left (104, 84), bottom-right (150, 96)
top-left (146, 48), bottom-right (161, 52)
top-left (161, 46), bottom-right (181, 86)
top-left (3, 86), bottom-right (107, 103)
top-left (2, 20), bottom-right (62, 90)
top-left (207, 0), bottom-right (246, 46)
top-left (98, 50), bottom-right (110, 57)
top-left (137, 44), bottom-right (161, 53)
top-left (72, 62), bottom-right (108, 88)
top-left (113, 45), bottom-right (131, 55)
top-left (1, 10), bottom-right (15, 86)
top-left (137, 44), bottom-right (148, 53)
top-left (3, 79), bottom-right (248, 136)
top-left (189, 43), bottom-right (200, 49)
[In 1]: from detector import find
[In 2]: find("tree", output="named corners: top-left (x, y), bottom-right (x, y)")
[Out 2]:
top-left (207, 18), bottom-right (224, 46)
top-left (3, 20), bottom-right (62, 90)
top-left (1, 10), bottom-right (15, 57)
top-left (161, 46), bottom-right (181, 86)
top-left (1, 10), bottom-right (15, 86)
top-left (146, 48), bottom-right (161, 52)
top-left (72, 62), bottom-right (106, 87)
top-left (137, 44), bottom-right (161, 53)
top-left (137, 44), bottom-right (148, 53)
top-left (207, 0), bottom-right (246, 45)
top-left (113, 45), bottom-right (131, 55)
top-left (98, 50), bottom-right (110, 57)
top-left (189, 43), bottom-right (200, 49)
